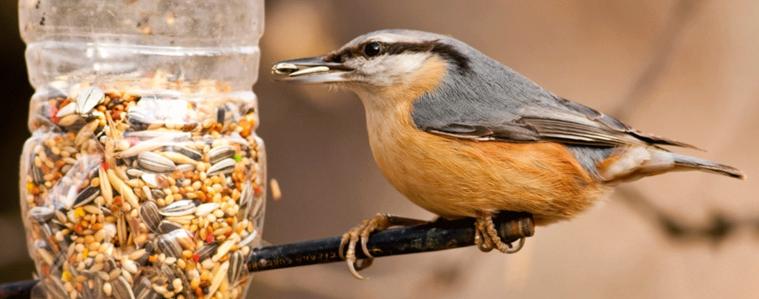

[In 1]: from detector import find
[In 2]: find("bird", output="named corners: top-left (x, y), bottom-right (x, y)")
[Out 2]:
top-left (271, 29), bottom-right (744, 279)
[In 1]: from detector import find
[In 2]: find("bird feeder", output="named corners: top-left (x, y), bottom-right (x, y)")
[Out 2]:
top-left (18, 0), bottom-right (266, 298)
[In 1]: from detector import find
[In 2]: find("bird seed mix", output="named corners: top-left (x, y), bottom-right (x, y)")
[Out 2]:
top-left (20, 72), bottom-right (266, 299)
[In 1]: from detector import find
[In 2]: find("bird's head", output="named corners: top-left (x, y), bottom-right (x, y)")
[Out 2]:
top-left (272, 29), bottom-right (473, 102)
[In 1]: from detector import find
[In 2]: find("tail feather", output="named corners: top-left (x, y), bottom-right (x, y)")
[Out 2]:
top-left (672, 153), bottom-right (745, 179)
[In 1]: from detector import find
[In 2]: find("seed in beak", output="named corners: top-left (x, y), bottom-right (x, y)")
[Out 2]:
top-left (288, 66), bottom-right (330, 77)
top-left (272, 63), bottom-right (299, 75)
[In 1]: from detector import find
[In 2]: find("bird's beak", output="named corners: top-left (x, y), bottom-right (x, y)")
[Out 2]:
top-left (271, 56), bottom-right (354, 84)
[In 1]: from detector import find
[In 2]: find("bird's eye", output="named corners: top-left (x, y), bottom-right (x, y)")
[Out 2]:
top-left (362, 42), bottom-right (383, 57)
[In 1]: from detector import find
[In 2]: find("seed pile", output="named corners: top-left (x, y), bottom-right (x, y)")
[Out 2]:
top-left (21, 77), bottom-right (265, 299)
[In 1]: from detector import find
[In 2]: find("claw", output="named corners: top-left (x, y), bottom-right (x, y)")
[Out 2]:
top-left (505, 237), bottom-right (525, 254)
top-left (338, 213), bottom-right (424, 279)
top-left (474, 212), bottom-right (526, 254)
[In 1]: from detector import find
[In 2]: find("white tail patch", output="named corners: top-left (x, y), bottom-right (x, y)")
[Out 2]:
top-left (599, 146), bottom-right (744, 182)
top-left (600, 147), bottom-right (675, 182)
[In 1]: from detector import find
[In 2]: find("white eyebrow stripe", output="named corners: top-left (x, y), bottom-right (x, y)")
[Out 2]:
top-left (368, 33), bottom-right (420, 44)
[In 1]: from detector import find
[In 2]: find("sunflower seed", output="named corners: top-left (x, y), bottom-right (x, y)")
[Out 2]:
top-left (159, 200), bottom-right (196, 217)
top-left (156, 236), bottom-right (181, 258)
top-left (164, 145), bottom-right (202, 161)
top-left (208, 146), bottom-right (235, 164)
top-left (167, 229), bottom-right (195, 251)
top-left (31, 164), bottom-right (44, 184)
top-left (195, 243), bottom-right (218, 261)
top-left (76, 87), bottom-right (105, 115)
top-left (73, 186), bottom-right (100, 208)
top-left (238, 183), bottom-right (253, 219)
top-left (133, 277), bottom-right (158, 299)
top-left (228, 251), bottom-right (245, 284)
top-left (112, 276), bottom-right (135, 299)
top-left (195, 202), bottom-right (219, 217)
top-left (43, 276), bottom-right (68, 299)
top-left (272, 62), bottom-right (299, 75)
top-left (29, 206), bottom-right (55, 223)
top-left (137, 151), bottom-right (176, 173)
top-left (207, 158), bottom-right (235, 176)
top-left (238, 230), bottom-right (258, 248)
top-left (216, 107), bottom-right (226, 124)
top-left (55, 102), bottom-right (76, 118)
top-left (139, 202), bottom-right (161, 234)
top-left (158, 220), bottom-right (182, 234)
top-left (81, 274), bottom-right (103, 299)
top-left (127, 109), bottom-right (153, 127)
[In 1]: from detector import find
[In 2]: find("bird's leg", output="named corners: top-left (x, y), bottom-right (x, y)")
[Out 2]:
top-left (475, 212), bottom-right (526, 254)
top-left (474, 217), bottom-right (494, 252)
top-left (339, 213), bottom-right (428, 279)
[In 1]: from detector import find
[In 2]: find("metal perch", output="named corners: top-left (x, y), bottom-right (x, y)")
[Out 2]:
top-left (0, 212), bottom-right (534, 298)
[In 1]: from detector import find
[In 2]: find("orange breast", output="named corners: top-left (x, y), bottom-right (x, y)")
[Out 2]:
top-left (363, 102), bottom-right (605, 225)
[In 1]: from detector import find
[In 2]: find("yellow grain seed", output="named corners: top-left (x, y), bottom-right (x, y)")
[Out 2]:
top-left (270, 178), bottom-right (282, 201)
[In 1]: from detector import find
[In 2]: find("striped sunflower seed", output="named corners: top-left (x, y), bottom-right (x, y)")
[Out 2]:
top-left (158, 220), bottom-right (182, 234)
top-left (139, 202), bottom-right (161, 234)
top-left (28, 206), bottom-right (55, 223)
top-left (208, 145), bottom-right (235, 164)
top-left (111, 276), bottom-right (135, 299)
top-left (137, 151), bottom-right (176, 173)
top-left (207, 158), bottom-right (236, 176)
top-left (228, 251), bottom-right (246, 284)
top-left (73, 186), bottom-right (100, 208)
top-left (159, 200), bottom-right (196, 217)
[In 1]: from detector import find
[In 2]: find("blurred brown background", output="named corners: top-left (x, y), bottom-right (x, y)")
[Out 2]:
top-left (1, 0), bottom-right (757, 298)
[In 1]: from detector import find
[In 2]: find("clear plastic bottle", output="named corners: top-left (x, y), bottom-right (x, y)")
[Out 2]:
top-left (18, 1), bottom-right (265, 298)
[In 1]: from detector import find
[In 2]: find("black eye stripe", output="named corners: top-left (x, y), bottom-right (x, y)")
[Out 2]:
top-left (325, 40), bottom-right (470, 72)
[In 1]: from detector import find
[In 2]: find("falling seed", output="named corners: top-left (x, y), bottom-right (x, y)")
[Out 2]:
top-left (270, 178), bottom-right (282, 201)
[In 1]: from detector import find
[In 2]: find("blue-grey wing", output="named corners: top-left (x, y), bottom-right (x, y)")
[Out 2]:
top-left (410, 64), bottom-right (694, 149)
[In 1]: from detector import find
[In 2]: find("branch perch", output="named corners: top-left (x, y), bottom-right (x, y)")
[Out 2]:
top-left (0, 212), bottom-right (534, 298)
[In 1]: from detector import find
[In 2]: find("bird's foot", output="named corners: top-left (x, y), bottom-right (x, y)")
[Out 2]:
top-left (474, 212), bottom-right (526, 254)
top-left (339, 213), bottom-right (428, 279)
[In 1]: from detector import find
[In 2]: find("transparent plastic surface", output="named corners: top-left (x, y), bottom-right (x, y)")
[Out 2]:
top-left (18, 1), bottom-right (265, 298)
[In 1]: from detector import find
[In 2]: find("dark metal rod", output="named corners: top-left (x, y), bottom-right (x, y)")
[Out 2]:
top-left (247, 212), bottom-right (534, 272)
top-left (0, 280), bottom-right (36, 299)
top-left (0, 213), bottom-right (534, 298)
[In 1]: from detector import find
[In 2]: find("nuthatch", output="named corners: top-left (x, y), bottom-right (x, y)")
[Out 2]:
top-left (272, 29), bottom-right (744, 279)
